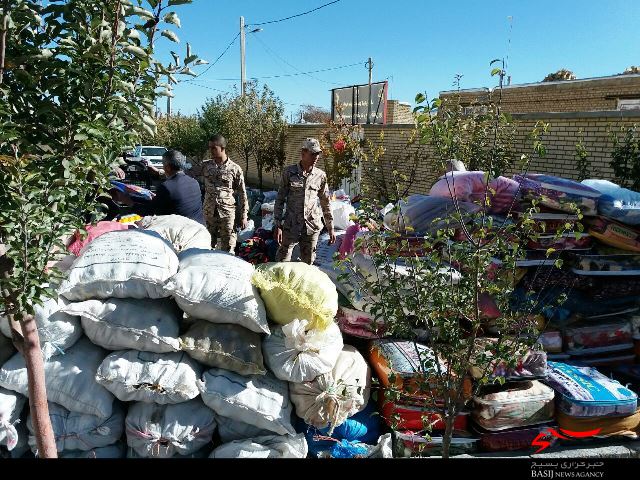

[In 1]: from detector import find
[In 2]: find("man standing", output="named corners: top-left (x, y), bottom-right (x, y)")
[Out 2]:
top-left (116, 149), bottom-right (205, 224)
top-left (200, 134), bottom-right (248, 252)
top-left (274, 138), bottom-right (335, 264)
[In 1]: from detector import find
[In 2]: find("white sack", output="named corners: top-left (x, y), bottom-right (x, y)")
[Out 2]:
top-left (139, 214), bottom-right (212, 252)
top-left (215, 415), bottom-right (273, 443)
top-left (198, 369), bottom-right (295, 436)
top-left (58, 230), bottom-right (178, 301)
top-left (209, 434), bottom-right (308, 459)
top-left (125, 399), bottom-right (216, 458)
top-left (28, 402), bottom-right (125, 453)
top-left (262, 320), bottom-right (343, 383)
top-left (0, 337), bottom-right (114, 419)
top-left (62, 298), bottom-right (181, 353)
top-left (0, 388), bottom-right (26, 451)
top-left (289, 345), bottom-right (371, 433)
top-left (96, 350), bottom-right (201, 404)
top-left (163, 249), bottom-right (269, 334)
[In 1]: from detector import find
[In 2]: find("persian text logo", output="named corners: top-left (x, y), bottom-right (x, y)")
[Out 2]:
top-left (531, 428), bottom-right (602, 454)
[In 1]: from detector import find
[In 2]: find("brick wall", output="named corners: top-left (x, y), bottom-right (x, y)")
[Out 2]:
top-left (387, 100), bottom-right (416, 124)
top-left (234, 110), bottom-right (640, 195)
top-left (441, 74), bottom-right (640, 114)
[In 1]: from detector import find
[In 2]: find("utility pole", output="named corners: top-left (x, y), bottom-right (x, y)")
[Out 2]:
top-left (166, 92), bottom-right (172, 117)
top-left (366, 57), bottom-right (373, 124)
top-left (240, 16), bottom-right (246, 97)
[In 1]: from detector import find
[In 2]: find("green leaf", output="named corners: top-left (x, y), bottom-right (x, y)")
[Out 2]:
top-left (163, 12), bottom-right (181, 28)
top-left (161, 30), bottom-right (180, 43)
top-left (491, 68), bottom-right (502, 77)
top-left (168, 0), bottom-right (193, 5)
top-left (415, 93), bottom-right (426, 104)
top-left (124, 45), bottom-right (148, 58)
top-left (129, 6), bottom-right (155, 20)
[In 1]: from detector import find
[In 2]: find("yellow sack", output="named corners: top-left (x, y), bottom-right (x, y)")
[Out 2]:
top-left (251, 262), bottom-right (338, 331)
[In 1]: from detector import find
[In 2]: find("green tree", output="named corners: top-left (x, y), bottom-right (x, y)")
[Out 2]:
top-left (199, 93), bottom-right (232, 143)
top-left (609, 124), bottom-right (640, 190)
top-left (139, 114), bottom-right (207, 160)
top-left (574, 129), bottom-right (593, 181)
top-left (0, 0), bottom-right (201, 457)
top-left (224, 82), bottom-right (287, 189)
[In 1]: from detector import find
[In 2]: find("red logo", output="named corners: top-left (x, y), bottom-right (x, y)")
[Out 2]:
top-left (531, 428), bottom-right (602, 454)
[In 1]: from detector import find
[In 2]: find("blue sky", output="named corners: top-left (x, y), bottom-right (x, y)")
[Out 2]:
top-left (159, 0), bottom-right (640, 119)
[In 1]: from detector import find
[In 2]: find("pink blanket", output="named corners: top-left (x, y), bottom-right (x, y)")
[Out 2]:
top-left (67, 221), bottom-right (129, 256)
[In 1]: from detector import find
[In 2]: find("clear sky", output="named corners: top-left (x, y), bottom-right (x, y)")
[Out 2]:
top-left (159, 0), bottom-right (640, 120)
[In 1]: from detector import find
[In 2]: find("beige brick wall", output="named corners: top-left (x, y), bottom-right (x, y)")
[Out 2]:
top-left (387, 100), bottom-right (416, 125)
top-left (234, 111), bottom-right (640, 195)
top-left (442, 75), bottom-right (640, 114)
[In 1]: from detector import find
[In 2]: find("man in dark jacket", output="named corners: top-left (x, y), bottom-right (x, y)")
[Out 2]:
top-left (117, 150), bottom-right (205, 225)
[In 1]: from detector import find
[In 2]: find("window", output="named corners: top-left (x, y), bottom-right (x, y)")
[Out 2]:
top-left (618, 99), bottom-right (640, 111)
top-left (140, 147), bottom-right (168, 157)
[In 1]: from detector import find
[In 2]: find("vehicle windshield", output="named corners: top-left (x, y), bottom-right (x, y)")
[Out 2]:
top-left (140, 147), bottom-right (167, 157)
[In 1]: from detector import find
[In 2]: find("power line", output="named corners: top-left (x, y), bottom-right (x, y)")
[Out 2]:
top-left (247, 0), bottom-right (341, 26)
top-left (252, 34), bottom-right (341, 86)
top-left (252, 35), bottom-right (318, 101)
top-left (188, 82), bottom-right (234, 95)
top-left (194, 62), bottom-right (363, 82)
top-left (186, 32), bottom-right (240, 81)
top-left (188, 81), bottom-right (327, 110)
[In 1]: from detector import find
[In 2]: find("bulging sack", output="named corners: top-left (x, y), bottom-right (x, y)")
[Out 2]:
top-left (163, 249), bottom-right (269, 334)
top-left (215, 415), bottom-right (274, 443)
top-left (209, 434), bottom-right (308, 459)
top-left (125, 399), bottom-right (216, 458)
top-left (61, 298), bottom-right (181, 353)
top-left (289, 345), bottom-right (371, 433)
top-left (96, 351), bottom-right (202, 404)
top-left (28, 402), bottom-right (125, 453)
top-left (58, 230), bottom-right (179, 301)
top-left (139, 215), bottom-right (212, 252)
top-left (180, 320), bottom-right (266, 376)
top-left (0, 337), bottom-right (114, 419)
top-left (198, 369), bottom-right (295, 436)
top-left (262, 320), bottom-right (343, 383)
top-left (1, 296), bottom-right (82, 360)
top-left (251, 262), bottom-right (338, 331)
top-left (383, 195), bottom-right (479, 235)
top-left (0, 388), bottom-right (26, 451)
top-left (59, 443), bottom-right (126, 458)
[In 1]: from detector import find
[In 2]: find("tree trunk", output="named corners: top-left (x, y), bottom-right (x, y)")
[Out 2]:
top-left (1, 252), bottom-right (57, 458)
top-left (441, 413), bottom-right (454, 459)
top-left (257, 160), bottom-right (263, 191)
top-left (0, 0), bottom-right (9, 85)
top-left (14, 313), bottom-right (57, 458)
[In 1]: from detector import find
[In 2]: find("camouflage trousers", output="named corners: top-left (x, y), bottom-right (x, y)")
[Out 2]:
top-left (204, 209), bottom-right (236, 253)
top-left (276, 229), bottom-right (320, 265)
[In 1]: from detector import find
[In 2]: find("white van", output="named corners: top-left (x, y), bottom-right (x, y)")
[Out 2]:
top-left (133, 145), bottom-right (168, 171)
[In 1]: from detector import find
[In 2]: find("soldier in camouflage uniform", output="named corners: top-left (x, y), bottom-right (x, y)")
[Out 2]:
top-left (274, 138), bottom-right (335, 264)
top-left (196, 134), bottom-right (248, 252)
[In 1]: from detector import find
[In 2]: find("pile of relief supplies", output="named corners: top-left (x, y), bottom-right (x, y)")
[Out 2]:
top-left (0, 214), bottom-right (390, 459)
top-left (319, 171), bottom-right (640, 456)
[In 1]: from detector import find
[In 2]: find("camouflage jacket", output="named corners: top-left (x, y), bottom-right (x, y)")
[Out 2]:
top-left (274, 163), bottom-right (333, 236)
top-left (195, 158), bottom-right (248, 220)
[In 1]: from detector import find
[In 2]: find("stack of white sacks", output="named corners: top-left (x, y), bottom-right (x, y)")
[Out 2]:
top-left (0, 214), bottom-right (386, 459)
